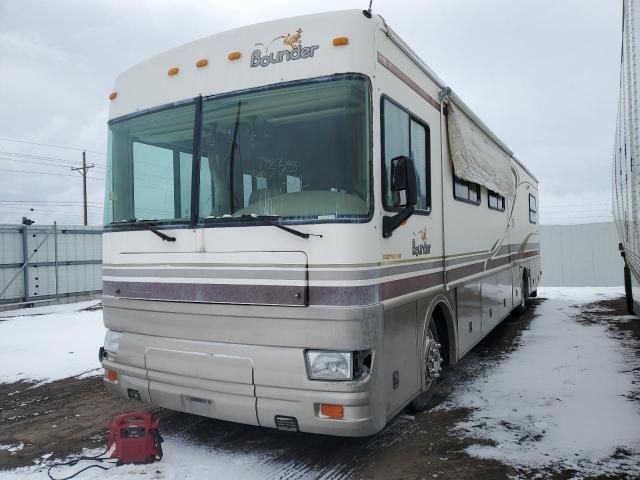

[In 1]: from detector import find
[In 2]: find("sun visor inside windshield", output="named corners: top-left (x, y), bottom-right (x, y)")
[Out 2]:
top-left (447, 103), bottom-right (515, 197)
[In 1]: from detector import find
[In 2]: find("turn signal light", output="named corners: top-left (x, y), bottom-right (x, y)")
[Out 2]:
top-left (319, 403), bottom-right (344, 419)
top-left (196, 58), bottom-right (208, 68)
top-left (105, 369), bottom-right (119, 382)
top-left (228, 51), bottom-right (242, 61)
top-left (332, 37), bottom-right (349, 46)
top-left (108, 91), bottom-right (118, 101)
top-left (167, 67), bottom-right (179, 76)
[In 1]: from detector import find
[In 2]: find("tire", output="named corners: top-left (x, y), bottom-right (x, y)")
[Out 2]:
top-left (410, 319), bottom-right (443, 412)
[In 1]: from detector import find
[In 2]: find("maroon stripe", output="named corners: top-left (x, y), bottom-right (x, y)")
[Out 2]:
top-left (446, 262), bottom-right (485, 282)
top-left (104, 252), bottom-right (540, 306)
top-left (377, 52), bottom-right (441, 112)
top-left (486, 255), bottom-right (511, 271)
top-left (103, 281), bottom-right (307, 306)
top-left (380, 271), bottom-right (443, 301)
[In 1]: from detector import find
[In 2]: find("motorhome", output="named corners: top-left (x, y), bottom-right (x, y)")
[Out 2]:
top-left (100, 9), bottom-right (540, 437)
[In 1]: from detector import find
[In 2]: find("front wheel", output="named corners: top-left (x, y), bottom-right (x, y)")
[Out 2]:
top-left (410, 320), bottom-right (443, 412)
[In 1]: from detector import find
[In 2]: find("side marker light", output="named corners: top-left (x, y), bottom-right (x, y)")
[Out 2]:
top-left (332, 37), bottom-right (349, 46)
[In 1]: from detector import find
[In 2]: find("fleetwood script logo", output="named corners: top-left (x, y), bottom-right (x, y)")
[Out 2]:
top-left (412, 229), bottom-right (432, 256)
top-left (250, 28), bottom-right (319, 68)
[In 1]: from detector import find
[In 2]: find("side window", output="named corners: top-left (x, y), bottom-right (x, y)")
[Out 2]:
top-left (488, 190), bottom-right (505, 211)
top-left (410, 120), bottom-right (429, 210)
top-left (382, 97), bottom-right (431, 212)
top-left (453, 176), bottom-right (481, 205)
top-left (529, 194), bottom-right (537, 223)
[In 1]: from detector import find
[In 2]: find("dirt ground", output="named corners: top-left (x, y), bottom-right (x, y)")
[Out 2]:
top-left (0, 296), bottom-right (638, 479)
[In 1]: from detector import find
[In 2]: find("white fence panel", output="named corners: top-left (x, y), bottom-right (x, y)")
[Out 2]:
top-left (0, 224), bottom-right (102, 305)
top-left (540, 222), bottom-right (624, 287)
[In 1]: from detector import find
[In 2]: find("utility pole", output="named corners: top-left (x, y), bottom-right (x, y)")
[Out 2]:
top-left (71, 150), bottom-right (94, 226)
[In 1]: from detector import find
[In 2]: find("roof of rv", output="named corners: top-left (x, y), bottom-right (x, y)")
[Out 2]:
top-left (108, 9), bottom-right (378, 119)
top-left (107, 8), bottom-right (536, 182)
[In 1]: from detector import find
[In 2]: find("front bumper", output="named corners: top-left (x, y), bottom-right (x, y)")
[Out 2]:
top-left (102, 352), bottom-right (384, 437)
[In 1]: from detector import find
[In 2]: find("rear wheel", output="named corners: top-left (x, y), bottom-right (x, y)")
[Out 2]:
top-left (410, 319), bottom-right (443, 412)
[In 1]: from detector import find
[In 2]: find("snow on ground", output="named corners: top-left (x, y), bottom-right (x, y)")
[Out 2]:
top-left (0, 301), bottom-right (105, 384)
top-left (443, 286), bottom-right (640, 477)
top-left (0, 300), bottom-right (101, 318)
top-left (0, 443), bottom-right (24, 454)
top-left (0, 437), bottom-right (307, 480)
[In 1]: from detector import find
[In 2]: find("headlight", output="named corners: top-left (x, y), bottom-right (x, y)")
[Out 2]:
top-left (306, 351), bottom-right (353, 380)
top-left (104, 330), bottom-right (123, 354)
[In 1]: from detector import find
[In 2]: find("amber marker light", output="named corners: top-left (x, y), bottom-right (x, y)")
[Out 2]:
top-left (196, 59), bottom-right (208, 68)
top-left (108, 91), bottom-right (118, 101)
top-left (332, 36), bottom-right (349, 46)
top-left (228, 51), bottom-right (242, 61)
top-left (105, 369), bottom-right (119, 382)
top-left (167, 67), bottom-right (179, 76)
top-left (320, 403), bottom-right (344, 419)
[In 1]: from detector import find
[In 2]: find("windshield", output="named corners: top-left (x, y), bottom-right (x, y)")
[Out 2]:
top-left (104, 75), bottom-right (370, 225)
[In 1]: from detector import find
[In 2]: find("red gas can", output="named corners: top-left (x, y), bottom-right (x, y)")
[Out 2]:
top-left (105, 412), bottom-right (163, 465)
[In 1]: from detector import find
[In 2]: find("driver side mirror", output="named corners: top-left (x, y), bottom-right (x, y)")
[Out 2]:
top-left (383, 155), bottom-right (418, 238)
top-left (390, 155), bottom-right (418, 207)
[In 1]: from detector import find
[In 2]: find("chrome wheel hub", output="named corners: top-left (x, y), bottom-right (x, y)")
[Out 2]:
top-left (425, 336), bottom-right (443, 384)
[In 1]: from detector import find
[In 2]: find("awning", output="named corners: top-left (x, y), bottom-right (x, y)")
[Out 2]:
top-left (447, 103), bottom-right (515, 197)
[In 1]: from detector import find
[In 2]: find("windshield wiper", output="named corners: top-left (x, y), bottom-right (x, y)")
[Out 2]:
top-left (237, 214), bottom-right (322, 239)
top-left (229, 100), bottom-right (242, 211)
top-left (124, 218), bottom-right (176, 242)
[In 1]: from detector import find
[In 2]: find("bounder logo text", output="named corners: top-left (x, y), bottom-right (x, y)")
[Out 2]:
top-left (251, 28), bottom-right (319, 68)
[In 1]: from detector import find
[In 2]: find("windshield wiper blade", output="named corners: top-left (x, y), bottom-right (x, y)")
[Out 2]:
top-left (125, 218), bottom-right (176, 242)
top-left (238, 214), bottom-right (322, 239)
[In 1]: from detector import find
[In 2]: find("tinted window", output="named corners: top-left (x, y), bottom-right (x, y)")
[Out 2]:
top-left (453, 176), bottom-right (481, 205)
top-left (488, 190), bottom-right (505, 211)
top-left (529, 193), bottom-right (537, 223)
top-left (105, 103), bottom-right (195, 223)
top-left (382, 98), bottom-right (430, 212)
top-left (198, 76), bottom-right (370, 220)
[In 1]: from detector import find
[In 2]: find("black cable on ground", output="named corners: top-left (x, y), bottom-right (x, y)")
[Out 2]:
top-left (47, 448), bottom-right (117, 480)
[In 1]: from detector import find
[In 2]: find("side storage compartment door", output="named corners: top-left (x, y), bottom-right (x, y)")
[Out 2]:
top-left (382, 302), bottom-right (419, 417)
top-left (456, 281), bottom-right (482, 356)
top-left (498, 268), bottom-right (513, 320)
top-left (482, 273), bottom-right (500, 335)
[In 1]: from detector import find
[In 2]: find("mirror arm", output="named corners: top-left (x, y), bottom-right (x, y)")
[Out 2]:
top-left (382, 205), bottom-right (415, 238)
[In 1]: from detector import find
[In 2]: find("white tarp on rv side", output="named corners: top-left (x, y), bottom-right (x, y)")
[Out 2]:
top-left (447, 103), bottom-right (514, 197)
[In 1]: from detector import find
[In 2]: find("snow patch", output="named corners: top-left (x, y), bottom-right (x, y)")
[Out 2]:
top-left (0, 302), bottom-right (105, 384)
top-left (443, 287), bottom-right (640, 477)
top-left (0, 436), bottom-right (301, 480)
top-left (0, 300), bottom-right (101, 318)
top-left (0, 443), bottom-right (24, 454)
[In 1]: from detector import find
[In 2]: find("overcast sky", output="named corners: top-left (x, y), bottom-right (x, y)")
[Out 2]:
top-left (0, 0), bottom-right (622, 225)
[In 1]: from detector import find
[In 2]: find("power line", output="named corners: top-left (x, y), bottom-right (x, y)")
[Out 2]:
top-left (0, 150), bottom-right (105, 164)
top-left (0, 200), bottom-right (102, 205)
top-left (0, 203), bottom-right (102, 208)
top-left (0, 138), bottom-right (105, 155)
top-left (0, 156), bottom-right (106, 172)
top-left (0, 166), bottom-right (104, 180)
top-left (0, 203), bottom-right (102, 212)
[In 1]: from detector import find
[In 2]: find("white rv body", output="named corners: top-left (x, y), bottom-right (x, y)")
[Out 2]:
top-left (101, 10), bottom-right (540, 436)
